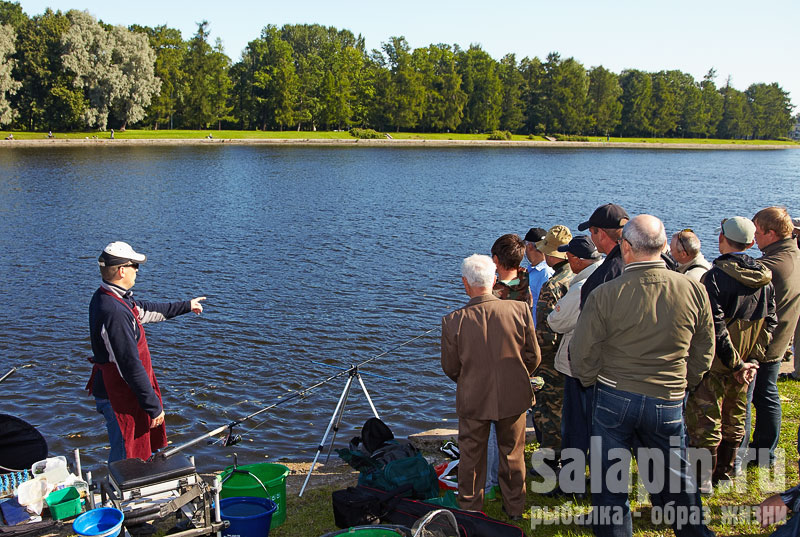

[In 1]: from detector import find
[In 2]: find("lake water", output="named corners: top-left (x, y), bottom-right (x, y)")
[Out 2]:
top-left (0, 144), bottom-right (798, 473)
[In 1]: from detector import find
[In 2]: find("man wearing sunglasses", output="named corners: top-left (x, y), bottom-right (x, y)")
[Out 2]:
top-left (88, 241), bottom-right (206, 463)
top-left (669, 229), bottom-right (712, 282)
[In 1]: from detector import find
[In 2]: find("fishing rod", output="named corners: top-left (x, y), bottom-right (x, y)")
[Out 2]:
top-left (0, 364), bottom-right (32, 385)
top-left (158, 327), bottom-right (437, 459)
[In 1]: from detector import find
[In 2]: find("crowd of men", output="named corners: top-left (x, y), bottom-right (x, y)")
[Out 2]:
top-left (441, 204), bottom-right (800, 536)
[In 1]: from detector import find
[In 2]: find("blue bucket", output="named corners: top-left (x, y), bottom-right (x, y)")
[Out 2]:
top-left (220, 497), bottom-right (278, 537)
top-left (72, 508), bottom-right (124, 537)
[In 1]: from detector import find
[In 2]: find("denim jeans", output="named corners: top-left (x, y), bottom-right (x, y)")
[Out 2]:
top-left (562, 375), bottom-right (592, 455)
top-left (769, 513), bottom-right (800, 537)
top-left (744, 361), bottom-right (782, 466)
top-left (96, 397), bottom-right (125, 464)
top-left (590, 385), bottom-right (713, 537)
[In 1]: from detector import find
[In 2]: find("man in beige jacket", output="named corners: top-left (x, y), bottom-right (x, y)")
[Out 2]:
top-left (441, 254), bottom-right (541, 520)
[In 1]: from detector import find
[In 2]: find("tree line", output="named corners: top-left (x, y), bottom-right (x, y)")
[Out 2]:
top-left (0, 2), bottom-right (795, 139)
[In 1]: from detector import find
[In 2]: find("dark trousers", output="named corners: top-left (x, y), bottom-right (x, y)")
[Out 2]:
top-left (744, 361), bottom-right (782, 465)
top-left (561, 375), bottom-right (592, 455)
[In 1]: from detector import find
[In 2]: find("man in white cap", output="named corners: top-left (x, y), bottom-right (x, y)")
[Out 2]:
top-left (88, 241), bottom-right (206, 463)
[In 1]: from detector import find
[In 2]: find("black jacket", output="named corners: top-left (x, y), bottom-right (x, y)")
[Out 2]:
top-left (701, 253), bottom-right (777, 371)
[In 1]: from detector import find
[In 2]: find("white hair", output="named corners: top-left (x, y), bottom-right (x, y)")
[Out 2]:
top-left (461, 254), bottom-right (496, 288)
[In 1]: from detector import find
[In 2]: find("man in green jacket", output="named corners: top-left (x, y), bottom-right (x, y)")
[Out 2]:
top-left (571, 214), bottom-right (715, 537)
top-left (744, 207), bottom-right (800, 467)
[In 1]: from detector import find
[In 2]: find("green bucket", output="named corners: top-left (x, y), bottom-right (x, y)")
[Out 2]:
top-left (319, 526), bottom-right (410, 537)
top-left (220, 463), bottom-right (290, 528)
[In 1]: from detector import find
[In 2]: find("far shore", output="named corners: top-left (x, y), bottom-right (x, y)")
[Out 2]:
top-left (0, 137), bottom-right (796, 150)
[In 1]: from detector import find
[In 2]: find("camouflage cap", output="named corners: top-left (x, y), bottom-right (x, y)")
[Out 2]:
top-left (535, 225), bottom-right (572, 259)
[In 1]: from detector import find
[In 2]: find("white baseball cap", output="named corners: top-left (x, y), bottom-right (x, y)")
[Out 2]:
top-left (98, 241), bottom-right (147, 267)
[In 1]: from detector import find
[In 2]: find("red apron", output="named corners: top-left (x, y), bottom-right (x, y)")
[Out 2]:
top-left (88, 288), bottom-right (168, 460)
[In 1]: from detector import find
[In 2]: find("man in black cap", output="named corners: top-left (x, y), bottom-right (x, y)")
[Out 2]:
top-left (88, 241), bottom-right (206, 463)
top-left (524, 227), bottom-right (554, 326)
top-left (577, 203), bottom-right (630, 309)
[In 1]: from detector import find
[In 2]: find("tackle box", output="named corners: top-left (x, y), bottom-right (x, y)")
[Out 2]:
top-left (108, 455), bottom-right (198, 501)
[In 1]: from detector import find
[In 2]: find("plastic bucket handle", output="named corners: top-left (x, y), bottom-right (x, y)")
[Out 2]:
top-left (220, 468), bottom-right (269, 497)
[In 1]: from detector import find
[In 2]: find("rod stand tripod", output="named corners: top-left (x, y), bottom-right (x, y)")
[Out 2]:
top-left (299, 365), bottom-right (380, 496)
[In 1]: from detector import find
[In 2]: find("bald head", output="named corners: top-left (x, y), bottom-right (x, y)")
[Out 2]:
top-left (621, 215), bottom-right (667, 263)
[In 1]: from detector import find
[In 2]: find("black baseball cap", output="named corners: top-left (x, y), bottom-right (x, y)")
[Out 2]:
top-left (523, 227), bottom-right (548, 243)
top-left (577, 203), bottom-right (629, 231)
top-left (557, 235), bottom-right (601, 259)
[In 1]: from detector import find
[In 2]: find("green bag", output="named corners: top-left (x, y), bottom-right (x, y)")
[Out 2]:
top-left (357, 446), bottom-right (440, 500)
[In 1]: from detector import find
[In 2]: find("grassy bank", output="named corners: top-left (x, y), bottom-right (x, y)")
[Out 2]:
top-left (0, 129), bottom-right (797, 145)
top-left (272, 378), bottom-right (800, 536)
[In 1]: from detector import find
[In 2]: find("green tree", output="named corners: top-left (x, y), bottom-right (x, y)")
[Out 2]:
top-left (182, 21), bottom-right (232, 129)
top-left (0, 23), bottom-right (19, 124)
top-left (12, 8), bottom-right (83, 130)
top-left (382, 36), bottom-right (423, 131)
top-left (0, 1), bottom-right (25, 30)
top-left (413, 43), bottom-right (465, 132)
top-left (717, 78), bottom-right (752, 139)
top-left (586, 65), bottom-right (621, 136)
top-left (619, 69), bottom-right (653, 136)
top-left (699, 69), bottom-right (723, 137)
top-left (650, 71), bottom-right (680, 136)
top-left (540, 52), bottom-right (588, 134)
top-left (746, 82), bottom-right (794, 139)
top-left (61, 11), bottom-right (160, 130)
top-left (519, 56), bottom-right (545, 134)
top-left (497, 53), bottom-right (524, 132)
top-left (131, 25), bottom-right (186, 129)
top-left (457, 45), bottom-right (502, 133)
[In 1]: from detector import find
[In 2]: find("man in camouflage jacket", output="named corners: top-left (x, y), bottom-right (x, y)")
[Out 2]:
top-left (531, 225), bottom-right (573, 477)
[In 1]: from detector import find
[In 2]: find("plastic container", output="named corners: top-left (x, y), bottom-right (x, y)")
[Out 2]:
top-left (220, 497), bottom-right (277, 537)
top-left (72, 508), bottom-right (124, 537)
top-left (17, 478), bottom-right (47, 512)
top-left (46, 486), bottom-right (82, 520)
top-left (219, 463), bottom-right (289, 528)
top-left (31, 456), bottom-right (69, 486)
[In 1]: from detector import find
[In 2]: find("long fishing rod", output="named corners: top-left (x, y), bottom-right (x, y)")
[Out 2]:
top-left (158, 327), bottom-right (437, 459)
top-left (0, 364), bottom-right (33, 385)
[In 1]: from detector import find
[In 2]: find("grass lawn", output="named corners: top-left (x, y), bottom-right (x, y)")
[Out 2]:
top-left (271, 378), bottom-right (800, 536)
top-left (0, 129), bottom-right (796, 145)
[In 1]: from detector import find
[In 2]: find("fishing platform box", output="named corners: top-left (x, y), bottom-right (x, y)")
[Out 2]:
top-left (107, 455), bottom-right (199, 501)
top-left (102, 454), bottom-right (226, 537)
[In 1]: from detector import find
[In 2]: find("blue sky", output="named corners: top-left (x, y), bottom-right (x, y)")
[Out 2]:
top-left (16, 0), bottom-right (799, 110)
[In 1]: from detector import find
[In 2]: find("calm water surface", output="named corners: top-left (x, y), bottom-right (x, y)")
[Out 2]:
top-left (0, 145), bottom-right (798, 473)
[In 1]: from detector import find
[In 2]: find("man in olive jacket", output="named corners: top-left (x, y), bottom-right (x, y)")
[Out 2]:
top-left (745, 207), bottom-right (800, 466)
top-left (441, 254), bottom-right (541, 519)
top-left (571, 215), bottom-right (715, 537)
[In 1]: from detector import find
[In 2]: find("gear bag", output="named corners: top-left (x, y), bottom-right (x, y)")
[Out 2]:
top-left (337, 419), bottom-right (439, 500)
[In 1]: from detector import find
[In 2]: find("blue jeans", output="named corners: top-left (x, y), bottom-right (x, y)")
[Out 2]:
top-left (745, 361), bottom-right (782, 466)
top-left (96, 397), bottom-right (125, 464)
top-left (562, 375), bottom-right (592, 455)
top-left (770, 514), bottom-right (800, 537)
top-left (590, 385), bottom-right (713, 537)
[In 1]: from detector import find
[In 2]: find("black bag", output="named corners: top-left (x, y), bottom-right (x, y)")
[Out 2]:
top-left (361, 417), bottom-right (394, 454)
top-left (331, 484), bottom-right (411, 528)
top-left (356, 485), bottom-right (527, 537)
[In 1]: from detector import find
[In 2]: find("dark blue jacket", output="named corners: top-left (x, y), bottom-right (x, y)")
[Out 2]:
top-left (89, 282), bottom-right (190, 417)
